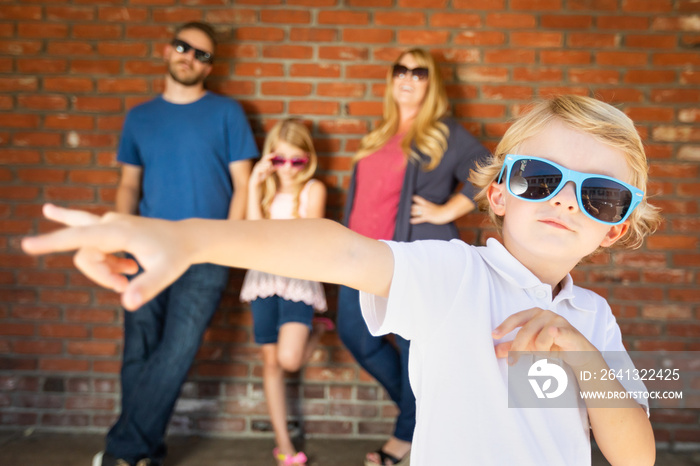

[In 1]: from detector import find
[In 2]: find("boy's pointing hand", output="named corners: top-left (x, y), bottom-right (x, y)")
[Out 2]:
top-left (22, 204), bottom-right (191, 311)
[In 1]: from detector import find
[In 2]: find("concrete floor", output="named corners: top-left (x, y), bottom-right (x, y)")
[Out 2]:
top-left (1, 431), bottom-right (700, 465)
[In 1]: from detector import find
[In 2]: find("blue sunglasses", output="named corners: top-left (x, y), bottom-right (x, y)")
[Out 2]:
top-left (497, 155), bottom-right (644, 225)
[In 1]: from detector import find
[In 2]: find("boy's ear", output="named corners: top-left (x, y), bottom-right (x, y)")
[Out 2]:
top-left (599, 221), bottom-right (629, 247)
top-left (487, 181), bottom-right (507, 216)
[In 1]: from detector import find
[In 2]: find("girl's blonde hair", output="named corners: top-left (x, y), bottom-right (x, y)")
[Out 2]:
top-left (353, 48), bottom-right (450, 171)
top-left (260, 118), bottom-right (318, 219)
top-left (470, 95), bottom-right (661, 249)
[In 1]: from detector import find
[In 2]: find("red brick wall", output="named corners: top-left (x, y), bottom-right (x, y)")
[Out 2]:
top-left (1, 0), bottom-right (699, 445)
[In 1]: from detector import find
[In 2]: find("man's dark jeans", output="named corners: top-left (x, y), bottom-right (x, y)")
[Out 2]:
top-left (105, 263), bottom-right (229, 464)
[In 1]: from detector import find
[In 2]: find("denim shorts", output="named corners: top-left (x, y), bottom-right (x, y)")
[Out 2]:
top-left (251, 295), bottom-right (314, 344)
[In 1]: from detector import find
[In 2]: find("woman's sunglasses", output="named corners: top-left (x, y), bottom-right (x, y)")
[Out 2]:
top-left (497, 155), bottom-right (644, 225)
top-left (392, 64), bottom-right (429, 82)
top-left (171, 39), bottom-right (213, 64)
top-left (270, 155), bottom-right (309, 168)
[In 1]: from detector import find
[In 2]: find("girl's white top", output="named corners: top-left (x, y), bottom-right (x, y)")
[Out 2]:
top-left (239, 179), bottom-right (327, 312)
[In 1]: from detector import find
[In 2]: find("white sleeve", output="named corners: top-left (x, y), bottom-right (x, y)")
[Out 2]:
top-left (359, 239), bottom-right (471, 342)
top-left (602, 310), bottom-right (650, 416)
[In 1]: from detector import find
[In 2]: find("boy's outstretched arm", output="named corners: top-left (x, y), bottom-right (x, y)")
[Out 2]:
top-left (493, 308), bottom-right (655, 466)
top-left (22, 204), bottom-right (394, 311)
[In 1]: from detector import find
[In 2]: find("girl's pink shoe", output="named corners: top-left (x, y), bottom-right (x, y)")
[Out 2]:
top-left (273, 447), bottom-right (308, 465)
top-left (312, 316), bottom-right (335, 332)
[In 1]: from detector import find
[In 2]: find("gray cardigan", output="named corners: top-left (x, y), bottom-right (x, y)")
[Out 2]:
top-left (343, 118), bottom-right (489, 242)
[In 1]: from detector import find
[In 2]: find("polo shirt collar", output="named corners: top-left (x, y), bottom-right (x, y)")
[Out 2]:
top-left (477, 238), bottom-right (593, 312)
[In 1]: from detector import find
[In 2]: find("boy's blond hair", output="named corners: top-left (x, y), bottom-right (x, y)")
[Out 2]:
top-left (470, 95), bottom-right (661, 249)
top-left (260, 118), bottom-right (318, 219)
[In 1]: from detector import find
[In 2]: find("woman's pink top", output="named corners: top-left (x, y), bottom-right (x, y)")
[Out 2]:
top-left (240, 179), bottom-right (327, 312)
top-left (348, 134), bottom-right (407, 240)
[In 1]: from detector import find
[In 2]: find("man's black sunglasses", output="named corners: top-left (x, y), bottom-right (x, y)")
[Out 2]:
top-left (171, 39), bottom-right (213, 64)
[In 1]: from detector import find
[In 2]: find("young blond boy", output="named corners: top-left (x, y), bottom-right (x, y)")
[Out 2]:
top-left (23, 95), bottom-right (660, 465)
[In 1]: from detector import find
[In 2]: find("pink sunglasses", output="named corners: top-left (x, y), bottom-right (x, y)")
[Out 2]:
top-left (270, 155), bottom-right (309, 168)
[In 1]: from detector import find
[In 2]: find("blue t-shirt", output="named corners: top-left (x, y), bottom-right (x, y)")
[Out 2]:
top-left (117, 92), bottom-right (258, 221)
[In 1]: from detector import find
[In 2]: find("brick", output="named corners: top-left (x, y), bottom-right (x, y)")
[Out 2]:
top-left (239, 99), bottom-right (284, 115)
top-left (12, 305), bottom-right (61, 321)
top-left (0, 40), bottom-right (42, 56)
top-left (98, 7), bottom-right (149, 23)
top-left (13, 340), bottom-right (62, 354)
top-left (597, 15), bottom-right (649, 30)
top-left (375, 11), bottom-right (426, 26)
top-left (65, 308), bottom-right (117, 323)
top-left (47, 41), bottom-right (94, 56)
top-left (622, 0), bottom-right (672, 12)
top-left (596, 51), bottom-right (648, 67)
top-left (152, 7), bottom-right (202, 22)
top-left (261, 9), bottom-right (310, 24)
top-left (317, 83), bottom-right (366, 98)
top-left (236, 27), bottom-right (285, 42)
top-left (513, 67), bottom-right (562, 82)
top-left (568, 33), bottom-right (618, 48)
top-left (651, 89), bottom-right (700, 103)
top-left (319, 46), bottom-right (368, 61)
top-left (398, 30), bottom-right (449, 45)
top-left (569, 69), bottom-right (619, 84)
top-left (624, 107), bottom-right (674, 122)
top-left (13, 132), bottom-right (63, 147)
top-left (45, 150), bottom-right (93, 165)
top-left (17, 58), bottom-right (68, 74)
top-left (667, 323), bottom-right (700, 338)
top-left (452, 30), bottom-right (504, 46)
top-left (653, 53), bottom-right (700, 67)
top-left (568, 0), bottom-right (617, 10)
top-left (486, 13), bottom-right (535, 28)
top-left (346, 101), bottom-right (383, 116)
top-left (17, 168), bottom-right (67, 184)
top-left (41, 413), bottom-right (90, 428)
top-left (457, 66), bottom-right (508, 83)
top-left (73, 97), bottom-right (122, 113)
top-left (18, 23), bottom-right (68, 39)
top-left (72, 24), bottom-right (122, 40)
top-left (625, 34), bottom-right (677, 49)
top-left (511, 32), bottom-right (562, 47)
top-left (624, 70), bottom-right (676, 84)
top-left (262, 45), bottom-right (312, 59)
top-left (345, 65), bottom-right (387, 80)
top-left (430, 13), bottom-right (481, 28)
top-left (260, 81), bottom-right (311, 96)
top-left (125, 25), bottom-right (172, 40)
top-left (289, 27), bottom-right (337, 42)
top-left (485, 49), bottom-right (535, 64)
top-left (454, 103), bottom-right (506, 119)
top-left (0, 77), bottom-right (38, 92)
top-left (0, 186), bottom-right (40, 200)
top-left (0, 114), bottom-right (40, 129)
top-left (0, 6), bottom-right (41, 20)
top-left (318, 11), bottom-right (369, 25)
top-left (97, 78), bottom-right (149, 93)
top-left (511, 0), bottom-right (560, 9)
top-left (44, 77), bottom-right (94, 93)
top-left (97, 43), bottom-right (148, 57)
top-left (204, 9), bottom-right (257, 25)
top-left (67, 341), bottom-right (118, 356)
top-left (652, 126), bottom-right (700, 143)
top-left (482, 85), bottom-right (533, 100)
top-left (17, 95), bottom-right (68, 111)
top-left (541, 14), bottom-right (592, 28)
top-left (46, 6), bottom-right (95, 21)
top-left (39, 324), bottom-right (89, 339)
top-left (452, 0), bottom-right (505, 8)
top-left (342, 29), bottom-right (393, 44)
top-left (68, 170), bottom-right (120, 185)
top-left (71, 60), bottom-right (121, 75)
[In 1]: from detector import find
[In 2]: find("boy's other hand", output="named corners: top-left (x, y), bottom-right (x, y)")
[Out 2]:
top-left (22, 204), bottom-right (190, 311)
top-left (492, 307), bottom-right (598, 369)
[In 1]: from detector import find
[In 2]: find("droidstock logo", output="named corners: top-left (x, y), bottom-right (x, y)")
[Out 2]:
top-left (528, 359), bottom-right (568, 399)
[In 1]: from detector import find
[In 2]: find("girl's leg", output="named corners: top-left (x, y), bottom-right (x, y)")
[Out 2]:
top-left (261, 342), bottom-right (297, 463)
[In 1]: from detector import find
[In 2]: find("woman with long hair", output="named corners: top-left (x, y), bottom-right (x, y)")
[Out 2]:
top-left (337, 49), bottom-right (489, 466)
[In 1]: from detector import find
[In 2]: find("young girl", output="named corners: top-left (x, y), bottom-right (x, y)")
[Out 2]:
top-left (239, 119), bottom-right (331, 466)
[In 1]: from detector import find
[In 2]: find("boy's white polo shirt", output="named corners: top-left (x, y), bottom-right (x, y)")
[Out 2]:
top-left (360, 238), bottom-right (648, 466)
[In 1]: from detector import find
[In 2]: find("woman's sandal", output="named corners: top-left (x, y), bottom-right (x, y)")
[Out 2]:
top-left (363, 448), bottom-right (410, 466)
top-left (273, 447), bottom-right (308, 466)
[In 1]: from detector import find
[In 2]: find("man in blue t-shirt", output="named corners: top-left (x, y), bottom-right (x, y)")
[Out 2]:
top-left (93, 22), bottom-right (259, 466)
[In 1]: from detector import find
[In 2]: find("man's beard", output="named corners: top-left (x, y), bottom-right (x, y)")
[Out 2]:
top-left (167, 61), bottom-right (206, 86)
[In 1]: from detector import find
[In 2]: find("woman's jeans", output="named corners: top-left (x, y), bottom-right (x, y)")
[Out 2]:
top-left (105, 263), bottom-right (229, 463)
top-left (336, 285), bottom-right (415, 442)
